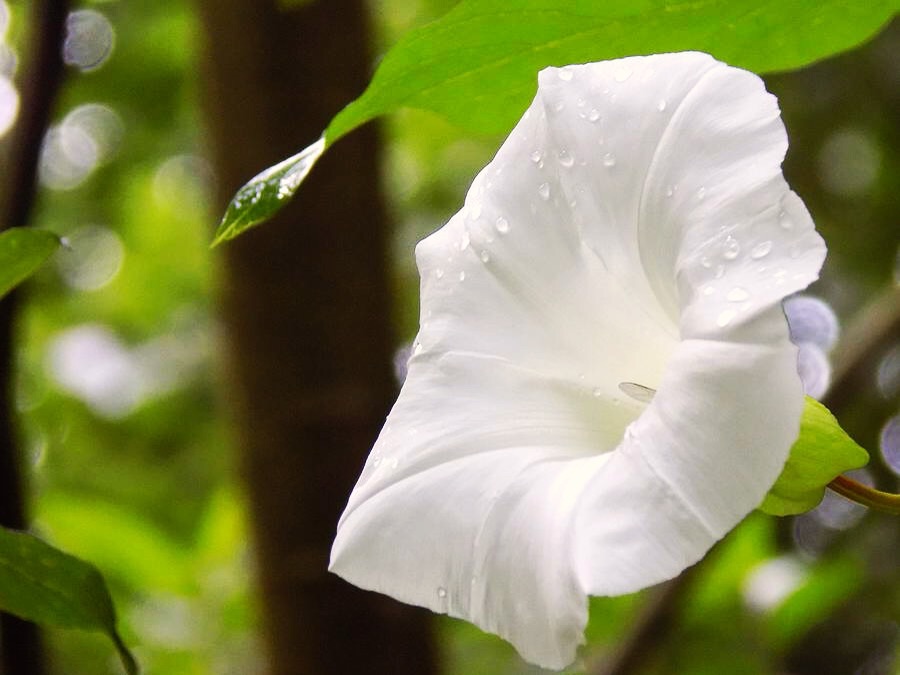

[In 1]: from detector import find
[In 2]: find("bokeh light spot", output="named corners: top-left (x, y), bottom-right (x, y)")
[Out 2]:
top-left (783, 294), bottom-right (840, 351)
top-left (55, 225), bottom-right (125, 290)
top-left (817, 127), bottom-right (881, 197)
top-left (63, 9), bottom-right (114, 71)
top-left (880, 414), bottom-right (900, 476)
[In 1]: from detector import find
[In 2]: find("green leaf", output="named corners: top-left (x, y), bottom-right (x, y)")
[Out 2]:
top-left (759, 397), bottom-right (869, 517)
top-left (0, 228), bottom-right (60, 298)
top-left (214, 0), bottom-right (898, 241)
top-left (212, 138), bottom-right (325, 245)
top-left (0, 527), bottom-right (138, 675)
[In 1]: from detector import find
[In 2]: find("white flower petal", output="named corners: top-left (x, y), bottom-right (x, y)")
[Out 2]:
top-left (331, 52), bottom-right (825, 669)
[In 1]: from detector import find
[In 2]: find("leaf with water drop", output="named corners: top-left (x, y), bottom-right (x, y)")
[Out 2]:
top-left (212, 138), bottom-right (325, 246)
top-left (0, 228), bottom-right (61, 298)
top-left (0, 526), bottom-right (138, 674)
top-left (759, 397), bottom-right (870, 516)
top-left (215, 0), bottom-right (897, 240)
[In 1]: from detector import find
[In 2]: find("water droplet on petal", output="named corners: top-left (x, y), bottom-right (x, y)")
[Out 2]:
top-left (458, 232), bottom-right (470, 251)
top-left (714, 264), bottom-right (725, 279)
top-left (495, 216), bottom-right (510, 234)
top-left (697, 186), bottom-right (707, 200)
top-left (458, 271), bottom-right (466, 282)
top-left (557, 68), bottom-right (574, 81)
top-left (778, 210), bottom-right (793, 230)
top-left (702, 285), bottom-right (715, 296)
top-left (750, 240), bottom-right (772, 259)
top-left (538, 182), bottom-right (550, 200)
top-left (437, 586), bottom-right (447, 598)
top-left (602, 152), bottom-right (616, 167)
top-left (469, 203), bottom-right (482, 220)
top-left (479, 250), bottom-right (491, 263)
top-left (591, 387), bottom-right (603, 398)
top-left (656, 99), bottom-right (667, 112)
top-left (727, 287), bottom-right (750, 302)
top-left (717, 308), bottom-right (738, 327)
top-left (665, 185), bottom-right (675, 198)
top-left (557, 149), bottom-right (574, 168)
top-left (722, 235), bottom-right (741, 260)
top-left (587, 108), bottom-right (600, 122)
top-left (614, 65), bottom-right (632, 82)
top-left (530, 150), bottom-right (542, 163)
top-left (700, 256), bottom-right (712, 268)
top-left (554, 101), bottom-right (565, 112)
top-left (435, 268), bottom-right (444, 279)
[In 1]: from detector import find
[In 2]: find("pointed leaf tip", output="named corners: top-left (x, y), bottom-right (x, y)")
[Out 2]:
top-left (759, 397), bottom-right (870, 517)
top-left (0, 527), bottom-right (139, 674)
top-left (211, 137), bottom-right (326, 246)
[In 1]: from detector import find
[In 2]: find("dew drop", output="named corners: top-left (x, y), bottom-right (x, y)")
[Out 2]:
top-left (700, 256), bottom-right (712, 269)
top-left (437, 586), bottom-right (448, 598)
top-left (778, 210), bottom-right (793, 229)
top-left (554, 101), bottom-right (565, 112)
top-left (538, 182), bottom-right (551, 200)
top-left (716, 308), bottom-right (738, 327)
top-left (557, 68), bottom-right (574, 81)
top-left (530, 149), bottom-right (542, 163)
top-left (722, 235), bottom-right (741, 260)
top-left (479, 250), bottom-right (491, 263)
top-left (495, 216), bottom-right (510, 234)
top-left (727, 286), bottom-right (750, 302)
top-left (587, 108), bottom-right (600, 122)
top-left (665, 185), bottom-right (675, 198)
top-left (591, 387), bottom-right (603, 398)
top-left (657, 99), bottom-right (667, 112)
top-left (697, 186), bottom-right (707, 200)
top-left (458, 271), bottom-right (466, 282)
top-left (435, 268), bottom-right (445, 279)
top-left (750, 240), bottom-right (772, 259)
top-left (714, 264), bottom-right (725, 279)
top-left (702, 285), bottom-right (715, 296)
top-left (557, 149), bottom-right (575, 168)
top-left (602, 152), bottom-right (616, 168)
top-left (469, 203), bottom-right (482, 220)
top-left (614, 65), bottom-right (633, 82)
top-left (458, 231), bottom-right (470, 251)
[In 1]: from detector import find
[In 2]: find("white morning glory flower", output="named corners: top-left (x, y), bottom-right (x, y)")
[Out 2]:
top-left (330, 52), bottom-right (826, 669)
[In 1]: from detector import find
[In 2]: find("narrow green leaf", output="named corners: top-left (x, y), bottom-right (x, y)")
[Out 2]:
top-left (215, 0), bottom-right (898, 240)
top-left (0, 228), bottom-right (60, 298)
top-left (212, 138), bottom-right (325, 245)
top-left (759, 397), bottom-right (870, 516)
top-left (0, 527), bottom-right (138, 675)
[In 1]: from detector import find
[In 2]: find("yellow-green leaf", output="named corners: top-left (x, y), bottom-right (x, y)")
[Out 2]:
top-left (759, 397), bottom-right (870, 516)
top-left (0, 228), bottom-right (60, 298)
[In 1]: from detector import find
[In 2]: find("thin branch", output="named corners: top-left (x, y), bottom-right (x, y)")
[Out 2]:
top-left (0, 1), bottom-right (70, 674)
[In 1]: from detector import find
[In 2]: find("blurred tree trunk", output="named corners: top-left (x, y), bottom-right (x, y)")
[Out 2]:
top-left (196, 1), bottom-right (437, 674)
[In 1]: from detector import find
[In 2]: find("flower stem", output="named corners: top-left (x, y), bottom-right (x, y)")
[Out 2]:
top-left (827, 475), bottom-right (900, 515)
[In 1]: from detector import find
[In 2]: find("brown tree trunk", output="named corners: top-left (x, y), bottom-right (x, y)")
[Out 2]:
top-left (196, 2), bottom-right (437, 673)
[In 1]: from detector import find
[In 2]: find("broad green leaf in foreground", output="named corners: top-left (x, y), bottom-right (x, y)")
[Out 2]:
top-left (0, 527), bottom-right (138, 674)
top-left (213, 0), bottom-right (898, 243)
top-left (759, 397), bottom-right (870, 517)
top-left (0, 227), bottom-right (60, 298)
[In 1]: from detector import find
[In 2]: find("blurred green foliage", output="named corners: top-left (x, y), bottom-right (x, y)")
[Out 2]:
top-left (1, 0), bottom-right (897, 674)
